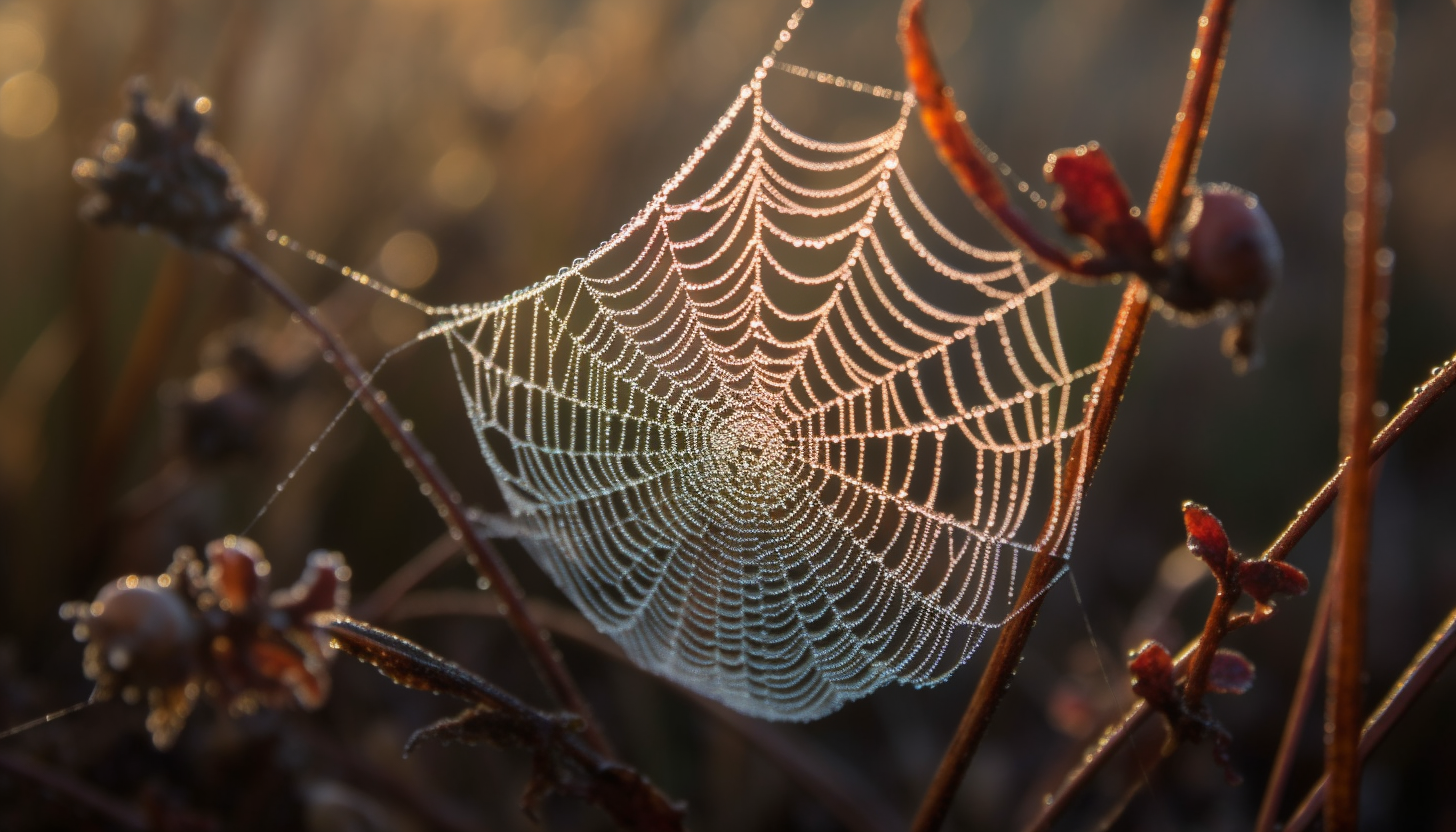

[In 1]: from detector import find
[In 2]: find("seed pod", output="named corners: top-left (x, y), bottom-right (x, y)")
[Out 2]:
top-left (62, 539), bottom-right (349, 748)
top-left (1179, 183), bottom-right (1281, 310)
top-left (1162, 183), bottom-right (1282, 372)
top-left (62, 577), bottom-right (201, 694)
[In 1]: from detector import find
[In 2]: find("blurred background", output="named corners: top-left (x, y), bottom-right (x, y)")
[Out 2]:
top-left (1, 0), bottom-right (1454, 829)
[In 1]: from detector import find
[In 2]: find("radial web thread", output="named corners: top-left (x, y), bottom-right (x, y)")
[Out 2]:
top-left (386, 50), bottom-right (1113, 720)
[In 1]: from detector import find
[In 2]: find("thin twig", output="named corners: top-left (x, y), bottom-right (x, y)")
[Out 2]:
top-left (1253, 563), bottom-right (1333, 832)
top-left (1180, 578), bottom-right (1239, 713)
top-left (322, 616), bottom-right (681, 832)
top-left (904, 1), bottom-right (1234, 828)
top-left (217, 246), bottom-right (613, 757)
top-left (387, 589), bottom-right (906, 832)
top-left (1023, 349), bottom-right (1456, 832)
top-left (0, 749), bottom-right (149, 831)
top-left (80, 252), bottom-right (192, 512)
top-left (297, 721), bottom-right (490, 832)
top-left (353, 532), bottom-right (461, 623)
top-left (1326, 0), bottom-right (1393, 826)
top-left (1284, 604), bottom-right (1456, 832)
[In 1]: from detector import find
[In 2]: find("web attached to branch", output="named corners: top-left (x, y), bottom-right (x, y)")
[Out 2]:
top-left (280, 6), bottom-right (1107, 720)
top-left (398, 66), bottom-right (1104, 718)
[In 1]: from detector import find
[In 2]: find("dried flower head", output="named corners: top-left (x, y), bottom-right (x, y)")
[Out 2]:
top-left (72, 78), bottom-right (263, 249)
top-left (61, 537), bottom-right (349, 748)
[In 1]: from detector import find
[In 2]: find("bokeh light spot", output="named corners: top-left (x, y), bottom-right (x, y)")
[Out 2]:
top-left (431, 145), bottom-right (496, 210)
top-left (378, 230), bottom-right (439, 289)
top-left (468, 47), bottom-right (534, 112)
top-left (0, 19), bottom-right (45, 78)
top-left (0, 71), bottom-right (59, 138)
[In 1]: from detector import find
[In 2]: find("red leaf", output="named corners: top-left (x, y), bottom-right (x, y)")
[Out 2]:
top-left (1182, 502), bottom-right (1233, 576)
top-left (1129, 641), bottom-right (1176, 711)
top-left (1045, 145), bottom-right (1153, 265)
top-left (1206, 649), bottom-right (1255, 696)
top-left (1237, 559), bottom-right (1309, 605)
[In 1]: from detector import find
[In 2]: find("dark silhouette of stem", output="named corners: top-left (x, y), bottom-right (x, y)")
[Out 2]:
top-left (1254, 564), bottom-right (1333, 832)
top-left (217, 246), bottom-right (612, 757)
top-left (1284, 604), bottom-right (1456, 832)
top-left (1023, 348), bottom-right (1456, 832)
top-left (353, 532), bottom-right (461, 622)
top-left (388, 589), bottom-right (905, 832)
top-left (0, 749), bottom-right (149, 831)
top-left (904, 1), bottom-right (1234, 828)
top-left (1326, 0), bottom-right (1393, 826)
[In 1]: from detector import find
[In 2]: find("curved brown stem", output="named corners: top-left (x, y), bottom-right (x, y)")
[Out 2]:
top-left (217, 246), bottom-right (613, 758)
top-left (1284, 604), bottom-right (1456, 832)
top-left (904, 0), bottom-right (1235, 828)
top-left (899, 0), bottom-right (1113, 279)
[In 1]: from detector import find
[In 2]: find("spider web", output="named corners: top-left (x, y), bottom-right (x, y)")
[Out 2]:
top-left (291, 5), bottom-right (1108, 720)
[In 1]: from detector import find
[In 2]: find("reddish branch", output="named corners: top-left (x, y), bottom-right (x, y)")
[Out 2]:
top-left (902, 0), bottom-right (1234, 828)
top-left (1254, 567), bottom-right (1334, 832)
top-left (1025, 349), bottom-right (1456, 831)
top-left (1285, 605), bottom-right (1456, 831)
top-left (1325, 0), bottom-right (1394, 827)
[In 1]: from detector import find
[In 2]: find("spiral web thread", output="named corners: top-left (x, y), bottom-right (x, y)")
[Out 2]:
top-left (313, 5), bottom-right (1108, 720)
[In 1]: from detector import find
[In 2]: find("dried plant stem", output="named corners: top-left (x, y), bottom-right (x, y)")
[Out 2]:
top-left (82, 253), bottom-right (192, 504)
top-left (903, 1), bottom-right (1233, 828)
top-left (0, 749), bottom-right (148, 831)
top-left (353, 532), bottom-right (461, 623)
top-left (1253, 565), bottom-right (1333, 832)
top-left (1024, 347), bottom-right (1456, 831)
top-left (1284, 604), bottom-right (1456, 832)
top-left (388, 589), bottom-right (905, 832)
top-left (1326, 0), bottom-right (1393, 826)
top-left (217, 246), bottom-right (612, 757)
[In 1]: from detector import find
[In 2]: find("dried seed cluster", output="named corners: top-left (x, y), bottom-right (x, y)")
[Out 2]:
top-left (61, 537), bottom-right (349, 748)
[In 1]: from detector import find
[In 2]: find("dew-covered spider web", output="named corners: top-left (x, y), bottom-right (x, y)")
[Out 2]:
top-left (273, 1), bottom-right (1109, 720)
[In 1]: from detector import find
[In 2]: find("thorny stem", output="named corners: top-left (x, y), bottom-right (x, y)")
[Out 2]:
top-left (904, 1), bottom-right (1233, 829)
top-left (1326, 0), bottom-right (1393, 826)
top-left (1024, 348), bottom-right (1456, 832)
top-left (1284, 605), bottom-right (1456, 832)
top-left (217, 246), bottom-right (613, 758)
top-left (1253, 562), bottom-right (1334, 832)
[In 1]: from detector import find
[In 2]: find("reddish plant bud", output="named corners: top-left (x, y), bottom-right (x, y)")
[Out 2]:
top-left (1045, 144), bottom-right (1154, 271)
top-left (1182, 501), bottom-right (1234, 578)
top-left (1129, 640), bottom-right (1176, 712)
